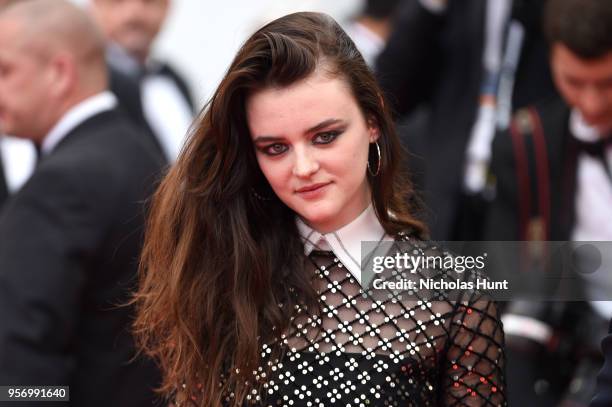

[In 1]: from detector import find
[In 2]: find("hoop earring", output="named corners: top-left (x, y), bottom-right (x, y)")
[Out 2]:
top-left (367, 141), bottom-right (381, 177)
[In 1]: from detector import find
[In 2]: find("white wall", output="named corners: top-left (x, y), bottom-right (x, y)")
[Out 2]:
top-left (72, 0), bottom-right (362, 105)
top-left (151, 0), bottom-right (363, 106)
top-left (72, 0), bottom-right (364, 109)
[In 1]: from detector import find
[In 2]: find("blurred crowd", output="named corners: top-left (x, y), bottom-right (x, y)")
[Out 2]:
top-left (0, 0), bottom-right (610, 406)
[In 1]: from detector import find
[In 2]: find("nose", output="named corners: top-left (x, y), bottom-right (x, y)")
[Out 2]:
top-left (292, 146), bottom-right (319, 178)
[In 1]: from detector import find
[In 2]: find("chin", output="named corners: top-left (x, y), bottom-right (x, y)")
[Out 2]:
top-left (301, 210), bottom-right (343, 233)
top-left (296, 206), bottom-right (330, 224)
top-left (301, 211), bottom-right (331, 225)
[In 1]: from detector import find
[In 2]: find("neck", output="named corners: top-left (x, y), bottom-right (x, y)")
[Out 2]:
top-left (38, 86), bottom-right (105, 142)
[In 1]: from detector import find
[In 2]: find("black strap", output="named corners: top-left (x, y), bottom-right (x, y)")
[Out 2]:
top-left (509, 108), bottom-right (551, 241)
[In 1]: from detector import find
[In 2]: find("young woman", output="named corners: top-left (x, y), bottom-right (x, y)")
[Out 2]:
top-left (133, 12), bottom-right (506, 407)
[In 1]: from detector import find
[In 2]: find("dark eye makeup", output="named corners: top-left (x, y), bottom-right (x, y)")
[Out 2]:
top-left (257, 128), bottom-right (344, 157)
top-left (313, 130), bottom-right (341, 145)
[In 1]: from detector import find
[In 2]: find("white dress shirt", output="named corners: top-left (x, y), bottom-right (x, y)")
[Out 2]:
top-left (0, 135), bottom-right (36, 193)
top-left (141, 75), bottom-right (194, 161)
top-left (107, 43), bottom-right (193, 162)
top-left (297, 205), bottom-right (395, 285)
top-left (570, 109), bottom-right (612, 319)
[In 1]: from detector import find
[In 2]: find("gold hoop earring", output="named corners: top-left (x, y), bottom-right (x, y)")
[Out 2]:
top-left (367, 141), bottom-right (381, 177)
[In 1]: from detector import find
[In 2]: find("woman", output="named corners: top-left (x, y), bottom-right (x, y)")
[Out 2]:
top-left (133, 12), bottom-right (506, 407)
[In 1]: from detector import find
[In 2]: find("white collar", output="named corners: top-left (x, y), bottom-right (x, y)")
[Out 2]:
top-left (570, 108), bottom-right (604, 143)
top-left (41, 91), bottom-right (118, 155)
top-left (296, 205), bottom-right (394, 284)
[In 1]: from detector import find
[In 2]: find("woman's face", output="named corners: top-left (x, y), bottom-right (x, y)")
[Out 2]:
top-left (246, 70), bottom-right (379, 233)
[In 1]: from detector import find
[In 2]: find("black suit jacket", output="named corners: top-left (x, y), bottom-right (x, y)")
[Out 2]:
top-left (0, 153), bottom-right (7, 208)
top-left (485, 99), bottom-right (611, 406)
top-left (375, 0), bottom-right (557, 239)
top-left (0, 109), bottom-right (164, 406)
top-left (485, 98), bottom-right (576, 241)
top-left (592, 322), bottom-right (612, 407)
top-left (109, 62), bottom-right (195, 163)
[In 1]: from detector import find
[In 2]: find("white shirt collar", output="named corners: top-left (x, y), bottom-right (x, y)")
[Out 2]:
top-left (296, 205), bottom-right (394, 284)
top-left (41, 91), bottom-right (118, 155)
top-left (570, 108), bottom-right (604, 143)
top-left (570, 107), bottom-right (612, 320)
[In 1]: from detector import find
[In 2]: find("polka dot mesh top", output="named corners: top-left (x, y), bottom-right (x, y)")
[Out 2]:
top-left (175, 235), bottom-right (506, 406)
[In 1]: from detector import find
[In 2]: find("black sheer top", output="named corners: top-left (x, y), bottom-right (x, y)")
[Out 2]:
top-left (176, 235), bottom-right (506, 406)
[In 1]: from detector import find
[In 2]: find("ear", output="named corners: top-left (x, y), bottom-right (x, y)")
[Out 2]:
top-left (48, 52), bottom-right (76, 99)
top-left (366, 116), bottom-right (381, 143)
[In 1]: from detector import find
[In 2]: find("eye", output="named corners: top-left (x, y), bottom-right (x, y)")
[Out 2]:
top-left (262, 143), bottom-right (288, 156)
top-left (313, 131), bottom-right (340, 145)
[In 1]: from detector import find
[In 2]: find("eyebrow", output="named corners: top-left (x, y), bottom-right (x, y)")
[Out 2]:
top-left (253, 118), bottom-right (345, 143)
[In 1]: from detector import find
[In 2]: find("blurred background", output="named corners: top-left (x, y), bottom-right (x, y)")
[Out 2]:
top-left (73, 0), bottom-right (364, 104)
top-left (1, 0), bottom-right (611, 406)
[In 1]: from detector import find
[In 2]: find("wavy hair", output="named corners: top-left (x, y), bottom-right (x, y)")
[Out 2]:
top-left (133, 11), bottom-right (426, 407)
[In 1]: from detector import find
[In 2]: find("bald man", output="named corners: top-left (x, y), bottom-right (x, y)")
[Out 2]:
top-left (0, 1), bottom-right (163, 406)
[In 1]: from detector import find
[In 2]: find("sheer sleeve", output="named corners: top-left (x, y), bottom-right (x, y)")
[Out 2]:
top-left (442, 290), bottom-right (506, 406)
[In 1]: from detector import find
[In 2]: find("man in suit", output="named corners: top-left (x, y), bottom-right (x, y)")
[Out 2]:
top-left (486, 0), bottom-right (612, 405)
top-left (375, 0), bottom-right (558, 240)
top-left (592, 320), bottom-right (612, 406)
top-left (0, 1), bottom-right (163, 405)
top-left (88, 0), bottom-right (195, 163)
top-left (486, 0), bottom-right (612, 246)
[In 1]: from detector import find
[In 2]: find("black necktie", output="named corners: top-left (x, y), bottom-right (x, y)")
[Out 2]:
top-left (574, 136), bottom-right (612, 183)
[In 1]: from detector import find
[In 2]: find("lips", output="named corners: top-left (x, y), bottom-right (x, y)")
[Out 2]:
top-left (296, 182), bottom-right (329, 193)
top-left (295, 182), bottom-right (331, 198)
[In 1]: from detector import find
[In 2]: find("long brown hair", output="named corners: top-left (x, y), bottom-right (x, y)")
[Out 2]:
top-left (133, 11), bottom-right (425, 407)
